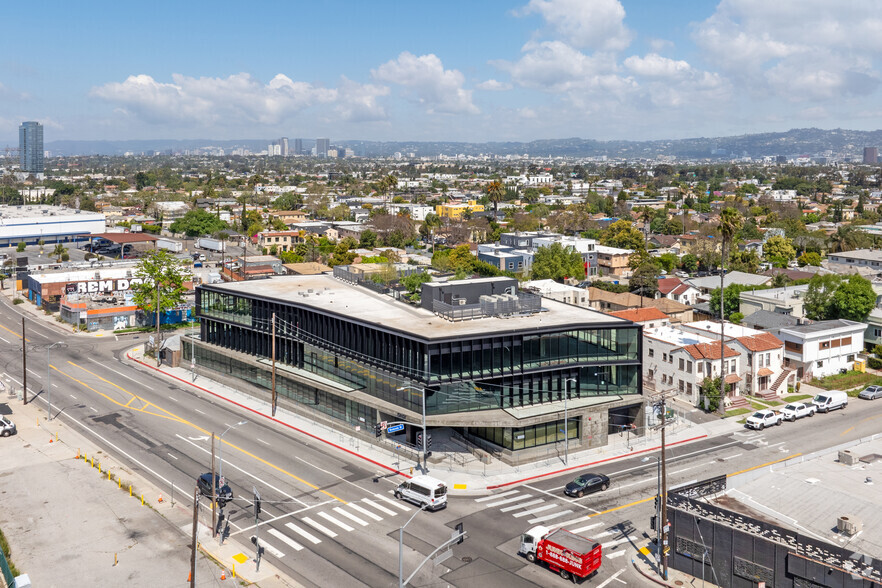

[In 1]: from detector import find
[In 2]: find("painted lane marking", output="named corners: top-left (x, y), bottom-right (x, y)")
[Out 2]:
top-left (500, 499), bottom-right (543, 513)
top-left (318, 511), bottom-right (354, 532)
top-left (485, 494), bottom-right (534, 508)
top-left (527, 510), bottom-right (574, 524)
top-left (302, 517), bottom-right (338, 538)
top-left (348, 503), bottom-right (383, 522)
top-left (513, 504), bottom-right (557, 518)
top-left (285, 522), bottom-right (321, 545)
top-left (374, 493), bottom-right (411, 512)
top-left (333, 507), bottom-right (368, 526)
top-left (569, 522), bottom-right (603, 534)
top-left (362, 498), bottom-right (397, 516)
top-left (475, 490), bottom-right (519, 502)
top-left (268, 528), bottom-right (303, 551)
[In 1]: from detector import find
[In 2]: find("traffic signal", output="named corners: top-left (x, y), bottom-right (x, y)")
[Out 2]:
top-left (654, 495), bottom-right (659, 511)
top-left (375, 423), bottom-right (382, 438)
top-left (427, 434), bottom-right (433, 449)
top-left (650, 516), bottom-right (657, 531)
top-left (417, 432), bottom-right (422, 446)
top-left (455, 522), bottom-right (464, 545)
top-left (254, 497), bottom-right (261, 517)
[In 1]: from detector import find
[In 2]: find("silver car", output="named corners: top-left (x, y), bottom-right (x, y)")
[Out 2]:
top-left (859, 386), bottom-right (882, 400)
top-left (0, 416), bottom-right (16, 437)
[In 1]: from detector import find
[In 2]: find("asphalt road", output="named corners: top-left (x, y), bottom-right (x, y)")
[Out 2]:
top-left (2, 292), bottom-right (881, 587)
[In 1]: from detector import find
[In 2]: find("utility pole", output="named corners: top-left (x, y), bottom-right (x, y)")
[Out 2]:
top-left (189, 486), bottom-right (198, 588)
top-left (211, 434), bottom-right (217, 537)
top-left (271, 313), bottom-right (277, 417)
top-left (648, 387), bottom-right (674, 581)
top-left (155, 279), bottom-right (161, 367)
top-left (21, 317), bottom-right (26, 404)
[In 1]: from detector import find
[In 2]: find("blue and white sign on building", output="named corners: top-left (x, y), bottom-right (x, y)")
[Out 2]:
top-left (386, 424), bottom-right (404, 434)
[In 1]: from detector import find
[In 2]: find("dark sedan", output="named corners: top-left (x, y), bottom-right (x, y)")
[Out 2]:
top-left (564, 473), bottom-right (610, 498)
top-left (197, 473), bottom-right (233, 506)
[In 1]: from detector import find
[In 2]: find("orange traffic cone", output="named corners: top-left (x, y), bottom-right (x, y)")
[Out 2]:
top-left (158, 494), bottom-right (163, 503)
top-left (49, 438), bottom-right (54, 443)
top-left (187, 571), bottom-right (192, 582)
top-left (220, 569), bottom-right (226, 580)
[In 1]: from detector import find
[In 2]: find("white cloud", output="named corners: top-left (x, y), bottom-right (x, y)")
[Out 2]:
top-left (520, 0), bottom-right (632, 52)
top-left (624, 54), bottom-right (691, 79)
top-left (476, 79), bottom-right (512, 91)
top-left (91, 73), bottom-right (388, 127)
top-left (517, 107), bottom-right (538, 119)
top-left (692, 0), bottom-right (882, 99)
top-left (372, 52), bottom-right (478, 115)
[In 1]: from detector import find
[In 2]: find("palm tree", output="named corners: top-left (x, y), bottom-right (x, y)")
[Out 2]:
top-left (486, 180), bottom-right (505, 213)
top-left (718, 207), bottom-right (743, 409)
top-left (640, 206), bottom-right (654, 247)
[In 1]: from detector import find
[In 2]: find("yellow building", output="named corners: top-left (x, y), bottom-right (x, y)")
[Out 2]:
top-left (435, 200), bottom-right (485, 220)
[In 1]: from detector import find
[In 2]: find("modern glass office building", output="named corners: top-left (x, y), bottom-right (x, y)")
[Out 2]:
top-left (193, 274), bottom-right (643, 462)
top-left (19, 121), bottom-right (44, 175)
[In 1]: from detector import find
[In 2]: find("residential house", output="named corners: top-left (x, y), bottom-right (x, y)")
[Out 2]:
top-left (686, 271), bottom-right (773, 298)
top-left (477, 244), bottom-right (530, 274)
top-left (269, 210), bottom-right (310, 225)
top-left (863, 308), bottom-right (882, 351)
top-left (646, 298), bottom-right (694, 324)
top-left (607, 307), bottom-right (671, 329)
top-left (739, 284), bottom-right (810, 319)
top-left (595, 245), bottom-right (633, 276)
top-left (657, 278), bottom-right (700, 306)
top-left (777, 319), bottom-right (867, 380)
top-left (257, 230), bottom-right (304, 252)
top-left (435, 200), bottom-right (484, 220)
top-left (587, 288), bottom-right (650, 312)
top-left (740, 309), bottom-right (800, 332)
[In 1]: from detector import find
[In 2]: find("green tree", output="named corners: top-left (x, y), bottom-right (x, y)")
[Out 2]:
top-left (530, 242), bottom-right (585, 281)
top-left (629, 262), bottom-right (660, 297)
top-left (680, 254), bottom-right (699, 273)
top-left (804, 274), bottom-right (841, 320)
top-left (700, 376), bottom-right (722, 413)
top-left (359, 229), bottom-right (378, 249)
top-left (656, 253), bottom-right (679, 273)
top-left (728, 249), bottom-right (761, 274)
top-left (485, 180), bottom-right (505, 212)
top-left (709, 284), bottom-right (766, 319)
top-left (797, 251), bottom-right (822, 267)
top-left (130, 250), bottom-right (188, 333)
top-left (169, 208), bottom-right (228, 237)
top-left (805, 274), bottom-right (875, 321)
top-left (763, 235), bottom-right (796, 263)
top-left (600, 219), bottom-right (645, 250)
top-left (401, 271), bottom-right (432, 301)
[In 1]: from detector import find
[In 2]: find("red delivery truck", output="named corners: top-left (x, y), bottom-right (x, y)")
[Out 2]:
top-left (519, 525), bottom-right (602, 581)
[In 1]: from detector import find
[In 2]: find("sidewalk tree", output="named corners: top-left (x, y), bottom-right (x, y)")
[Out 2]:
top-left (131, 249), bottom-right (188, 322)
top-left (530, 242), bottom-right (584, 281)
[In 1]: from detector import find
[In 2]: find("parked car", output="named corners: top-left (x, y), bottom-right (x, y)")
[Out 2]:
top-left (564, 473), bottom-right (610, 498)
top-left (812, 390), bottom-right (848, 413)
top-left (859, 386), bottom-right (882, 400)
top-left (0, 416), bottom-right (16, 437)
top-left (196, 473), bottom-right (233, 506)
top-left (745, 409), bottom-right (783, 430)
top-left (781, 402), bottom-right (816, 421)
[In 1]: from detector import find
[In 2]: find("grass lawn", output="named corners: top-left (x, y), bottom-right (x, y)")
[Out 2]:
top-left (783, 394), bottom-right (812, 402)
top-left (810, 371), bottom-right (882, 392)
top-left (748, 400), bottom-right (770, 410)
top-left (726, 407), bottom-right (751, 418)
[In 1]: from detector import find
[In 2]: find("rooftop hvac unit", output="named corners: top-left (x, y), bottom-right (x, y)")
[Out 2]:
top-left (455, 297), bottom-right (467, 306)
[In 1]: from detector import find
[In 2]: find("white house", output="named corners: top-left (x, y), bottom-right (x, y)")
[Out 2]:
top-left (777, 319), bottom-right (867, 380)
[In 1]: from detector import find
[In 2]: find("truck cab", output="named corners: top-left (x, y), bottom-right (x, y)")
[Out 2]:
top-left (519, 525), bottom-right (550, 557)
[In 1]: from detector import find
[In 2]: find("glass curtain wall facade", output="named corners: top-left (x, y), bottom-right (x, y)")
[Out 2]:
top-left (198, 286), bottom-right (641, 416)
top-left (19, 121), bottom-right (44, 174)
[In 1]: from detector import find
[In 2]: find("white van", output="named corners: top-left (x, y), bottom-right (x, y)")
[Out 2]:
top-left (812, 390), bottom-right (848, 413)
top-left (395, 475), bottom-right (447, 511)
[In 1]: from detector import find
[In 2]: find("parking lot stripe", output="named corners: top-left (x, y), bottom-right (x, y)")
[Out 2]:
top-left (303, 517), bottom-right (338, 538)
top-left (285, 522), bottom-right (321, 545)
top-left (348, 503), bottom-right (383, 521)
top-left (500, 499), bottom-right (543, 512)
top-left (475, 490), bottom-right (519, 502)
top-left (334, 507), bottom-right (368, 526)
top-left (268, 528), bottom-right (302, 552)
top-left (318, 511), bottom-right (354, 532)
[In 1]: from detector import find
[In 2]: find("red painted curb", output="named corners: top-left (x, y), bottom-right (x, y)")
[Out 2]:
top-left (485, 434), bottom-right (709, 490)
top-left (126, 352), bottom-right (412, 480)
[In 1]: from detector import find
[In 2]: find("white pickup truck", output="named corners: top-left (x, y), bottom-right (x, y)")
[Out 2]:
top-left (780, 402), bottom-right (816, 421)
top-left (745, 409), bottom-right (783, 430)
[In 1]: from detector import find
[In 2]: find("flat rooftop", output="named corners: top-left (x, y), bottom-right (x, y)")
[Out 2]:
top-left (644, 325), bottom-right (715, 347)
top-left (682, 321), bottom-right (765, 338)
top-left (0, 204), bottom-right (104, 221)
top-left (206, 274), bottom-right (629, 340)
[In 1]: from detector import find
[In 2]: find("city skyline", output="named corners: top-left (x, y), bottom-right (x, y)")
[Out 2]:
top-left (3, 1), bottom-right (882, 144)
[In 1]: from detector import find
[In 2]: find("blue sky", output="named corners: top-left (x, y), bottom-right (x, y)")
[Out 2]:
top-left (3, 0), bottom-right (882, 143)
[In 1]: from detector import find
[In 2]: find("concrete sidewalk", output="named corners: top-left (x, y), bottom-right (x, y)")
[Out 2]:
top-left (0, 389), bottom-right (295, 588)
top-left (125, 345), bottom-right (742, 495)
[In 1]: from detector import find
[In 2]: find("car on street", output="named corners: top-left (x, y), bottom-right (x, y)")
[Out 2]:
top-left (564, 473), bottom-right (610, 498)
top-left (0, 416), bottom-right (16, 437)
top-left (196, 473), bottom-right (233, 506)
top-left (781, 402), bottom-right (816, 421)
top-left (745, 409), bottom-right (783, 430)
top-left (859, 386), bottom-right (882, 400)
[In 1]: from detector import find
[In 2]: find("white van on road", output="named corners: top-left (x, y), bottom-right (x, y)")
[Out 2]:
top-left (395, 475), bottom-right (447, 511)
top-left (812, 390), bottom-right (848, 413)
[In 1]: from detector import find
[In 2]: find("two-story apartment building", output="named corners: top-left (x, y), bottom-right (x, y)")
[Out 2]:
top-left (739, 284), bottom-right (809, 319)
top-left (827, 249), bottom-right (882, 269)
top-left (435, 200), bottom-right (484, 220)
top-left (777, 319), bottom-right (867, 379)
top-left (257, 230), bottom-right (304, 252)
top-left (595, 245), bottom-right (633, 276)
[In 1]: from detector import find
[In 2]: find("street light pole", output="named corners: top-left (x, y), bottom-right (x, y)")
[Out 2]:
top-left (218, 420), bottom-right (248, 484)
top-left (643, 455), bottom-right (661, 565)
top-left (564, 378), bottom-right (577, 465)
top-left (46, 342), bottom-right (62, 420)
top-left (399, 505), bottom-right (426, 588)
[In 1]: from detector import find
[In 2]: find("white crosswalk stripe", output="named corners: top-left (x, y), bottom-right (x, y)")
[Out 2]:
top-left (556, 515), bottom-right (592, 528)
top-left (605, 551), bottom-right (626, 559)
top-left (500, 499), bottom-right (543, 512)
top-left (362, 498), bottom-right (397, 516)
top-left (475, 490), bottom-right (519, 502)
top-left (375, 493), bottom-right (411, 511)
top-left (334, 506), bottom-right (369, 526)
top-left (601, 537), bottom-right (631, 549)
top-left (485, 494), bottom-right (534, 508)
top-left (303, 516), bottom-right (338, 538)
top-left (268, 528), bottom-right (303, 551)
top-left (527, 509), bottom-right (574, 524)
top-left (348, 503), bottom-right (383, 521)
top-left (286, 522), bottom-right (322, 545)
top-left (256, 537), bottom-right (285, 558)
top-left (319, 511), bottom-right (354, 532)
top-left (570, 522), bottom-right (603, 535)
top-left (513, 504), bottom-right (557, 518)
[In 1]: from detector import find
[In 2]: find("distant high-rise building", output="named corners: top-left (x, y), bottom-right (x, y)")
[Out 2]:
top-left (280, 137), bottom-right (289, 157)
top-left (19, 121), bottom-right (44, 174)
top-left (864, 147), bottom-right (878, 164)
top-left (316, 138), bottom-right (330, 158)
top-left (294, 138), bottom-right (303, 155)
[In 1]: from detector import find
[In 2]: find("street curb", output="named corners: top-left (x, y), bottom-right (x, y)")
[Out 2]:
top-left (126, 350), bottom-right (413, 481)
top-left (631, 558), bottom-right (673, 587)
top-left (485, 434), bottom-right (709, 489)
